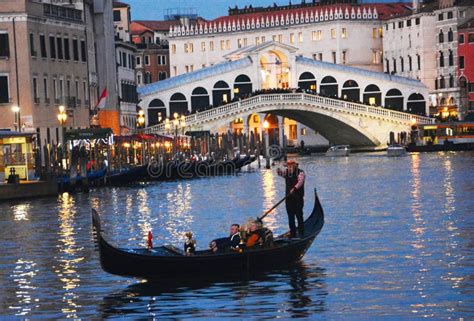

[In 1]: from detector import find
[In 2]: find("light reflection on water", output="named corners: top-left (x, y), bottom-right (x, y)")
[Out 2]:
top-left (0, 152), bottom-right (473, 319)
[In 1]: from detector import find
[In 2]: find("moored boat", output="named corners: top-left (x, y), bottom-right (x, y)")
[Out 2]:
top-left (387, 144), bottom-right (407, 157)
top-left (91, 188), bottom-right (324, 279)
top-left (326, 145), bottom-right (350, 157)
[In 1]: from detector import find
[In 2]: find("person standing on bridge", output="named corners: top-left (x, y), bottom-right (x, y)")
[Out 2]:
top-left (277, 160), bottom-right (305, 238)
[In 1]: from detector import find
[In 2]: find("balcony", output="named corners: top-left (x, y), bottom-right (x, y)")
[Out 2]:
top-left (43, 3), bottom-right (82, 22)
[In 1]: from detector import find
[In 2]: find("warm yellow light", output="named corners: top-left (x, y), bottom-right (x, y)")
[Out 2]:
top-left (410, 118), bottom-right (417, 126)
top-left (123, 142), bottom-right (131, 148)
top-left (164, 141), bottom-right (171, 148)
top-left (59, 105), bottom-right (65, 113)
top-left (234, 87), bottom-right (239, 94)
top-left (11, 105), bottom-right (20, 113)
top-left (138, 109), bottom-right (144, 116)
top-left (174, 112), bottom-right (179, 119)
top-left (263, 120), bottom-right (270, 129)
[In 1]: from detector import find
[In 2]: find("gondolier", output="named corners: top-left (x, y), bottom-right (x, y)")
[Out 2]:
top-left (277, 160), bottom-right (305, 238)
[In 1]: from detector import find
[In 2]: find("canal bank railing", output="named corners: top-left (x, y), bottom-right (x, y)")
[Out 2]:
top-left (142, 93), bottom-right (435, 134)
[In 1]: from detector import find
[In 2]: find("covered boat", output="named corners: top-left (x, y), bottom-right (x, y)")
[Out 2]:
top-left (91, 189), bottom-right (324, 279)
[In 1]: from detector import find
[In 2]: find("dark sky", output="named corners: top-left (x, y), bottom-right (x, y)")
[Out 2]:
top-left (126, 0), bottom-right (412, 20)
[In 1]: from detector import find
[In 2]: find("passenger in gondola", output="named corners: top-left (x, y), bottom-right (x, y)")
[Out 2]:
top-left (245, 220), bottom-right (263, 248)
top-left (209, 223), bottom-right (241, 253)
top-left (277, 159), bottom-right (305, 238)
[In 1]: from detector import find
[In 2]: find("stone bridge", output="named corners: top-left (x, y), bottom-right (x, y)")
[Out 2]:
top-left (143, 93), bottom-right (434, 148)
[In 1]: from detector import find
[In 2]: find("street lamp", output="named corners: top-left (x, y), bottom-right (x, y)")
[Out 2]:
top-left (57, 105), bottom-right (68, 145)
top-left (137, 109), bottom-right (145, 128)
top-left (164, 118), bottom-right (171, 134)
top-left (158, 112), bottom-right (162, 124)
top-left (11, 105), bottom-right (20, 131)
top-left (263, 120), bottom-right (270, 169)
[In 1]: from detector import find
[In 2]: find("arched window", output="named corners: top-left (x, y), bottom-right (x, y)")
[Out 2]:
top-left (212, 80), bottom-right (231, 107)
top-left (159, 72), bottom-right (167, 80)
top-left (439, 30), bottom-right (444, 43)
top-left (448, 50), bottom-right (453, 66)
top-left (448, 97), bottom-right (455, 105)
top-left (363, 84), bottom-right (381, 106)
top-left (407, 93), bottom-right (426, 115)
top-left (297, 72), bottom-right (317, 91)
top-left (440, 75), bottom-right (445, 88)
top-left (448, 28), bottom-right (453, 42)
top-left (439, 51), bottom-right (444, 67)
top-left (385, 89), bottom-right (403, 111)
top-left (400, 57), bottom-right (404, 72)
top-left (148, 99), bottom-right (166, 126)
top-left (449, 74), bottom-right (454, 88)
top-left (145, 72), bottom-right (152, 84)
top-left (234, 74), bottom-right (252, 97)
top-left (341, 80), bottom-right (360, 101)
top-left (191, 87), bottom-right (210, 112)
top-left (169, 92), bottom-right (188, 116)
top-left (319, 76), bottom-right (338, 97)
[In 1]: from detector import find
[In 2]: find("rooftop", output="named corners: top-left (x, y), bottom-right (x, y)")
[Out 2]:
top-left (113, 1), bottom-right (129, 8)
top-left (138, 57), bottom-right (253, 97)
top-left (295, 56), bottom-right (425, 88)
top-left (131, 20), bottom-right (181, 31)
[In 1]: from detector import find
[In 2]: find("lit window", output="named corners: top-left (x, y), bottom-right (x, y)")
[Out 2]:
top-left (220, 40), bottom-right (225, 50)
top-left (369, 97), bottom-right (376, 105)
top-left (201, 41), bottom-right (205, 51)
top-left (171, 44), bottom-right (176, 54)
top-left (255, 36), bottom-right (260, 45)
top-left (341, 28), bottom-right (347, 39)
top-left (372, 28), bottom-right (377, 38)
top-left (298, 32), bottom-right (303, 42)
top-left (290, 33), bottom-right (295, 44)
top-left (378, 28), bottom-right (383, 38)
top-left (210, 41), bottom-right (214, 51)
top-left (226, 39), bottom-right (231, 49)
top-left (237, 38), bottom-right (242, 48)
top-left (331, 28), bottom-right (336, 39)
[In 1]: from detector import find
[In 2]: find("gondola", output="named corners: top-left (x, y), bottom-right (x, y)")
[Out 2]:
top-left (57, 167), bottom-right (107, 191)
top-left (91, 188), bottom-right (324, 279)
top-left (106, 164), bottom-right (149, 186)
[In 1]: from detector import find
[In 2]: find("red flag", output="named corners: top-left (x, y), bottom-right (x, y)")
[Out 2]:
top-left (94, 88), bottom-right (107, 110)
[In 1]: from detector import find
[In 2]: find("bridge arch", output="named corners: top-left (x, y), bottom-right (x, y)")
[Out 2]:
top-left (298, 72), bottom-right (317, 91)
top-left (341, 80), bottom-right (360, 101)
top-left (169, 93), bottom-right (188, 117)
top-left (147, 99), bottom-right (166, 126)
top-left (385, 89), bottom-right (403, 111)
top-left (213, 80), bottom-right (231, 107)
top-left (191, 87), bottom-right (210, 113)
top-left (320, 76), bottom-right (338, 97)
top-left (363, 84), bottom-right (381, 106)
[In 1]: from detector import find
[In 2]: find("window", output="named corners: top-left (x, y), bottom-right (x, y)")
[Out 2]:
top-left (171, 44), bottom-right (176, 54)
top-left (144, 55), bottom-right (149, 65)
top-left (385, 24), bottom-right (388, 31)
top-left (393, 58), bottom-right (397, 73)
top-left (261, 36), bottom-right (265, 42)
top-left (190, 65), bottom-right (194, 72)
top-left (290, 33), bottom-right (295, 44)
top-left (439, 31), bottom-right (444, 43)
top-left (173, 66), bottom-right (177, 76)
top-left (113, 10), bottom-right (121, 21)
top-left (312, 30), bottom-right (322, 41)
top-left (379, 28), bottom-right (383, 38)
top-left (210, 41), bottom-right (214, 51)
top-left (439, 51), bottom-right (444, 67)
top-left (372, 51), bottom-right (378, 64)
top-left (440, 76), bottom-right (445, 88)
top-left (53, 79), bottom-right (57, 101)
top-left (136, 56), bottom-right (141, 65)
top-left (448, 29), bottom-right (453, 42)
top-left (43, 78), bottom-right (48, 100)
top-left (33, 77), bottom-right (38, 101)
top-left (0, 75), bottom-right (9, 103)
top-left (447, 11), bottom-right (453, 19)
top-left (298, 32), bottom-right (303, 42)
top-left (0, 33), bottom-right (9, 57)
top-left (318, 53), bottom-right (323, 61)
top-left (185, 65), bottom-right (189, 73)
top-left (407, 19), bottom-right (412, 27)
top-left (122, 52), bottom-right (127, 68)
top-left (342, 51), bottom-right (347, 64)
top-left (226, 39), bottom-right (230, 49)
top-left (56, 37), bottom-right (63, 59)
top-left (438, 13), bottom-right (444, 21)
top-left (83, 81), bottom-right (88, 102)
top-left (184, 42), bottom-right (193, 53)
top-left (72, 39), bottom-right (78, 61)
top-left (400, 57), bottom-right (404, 72)
top-left (59, 79), bottom-right (63, 99)
top-left (75, 80), bottom-right (79, 101)
top-left (66, 80), bottom-right (71, 97)
top-left (40, 35), bottom-right (47, 58)
top-left (398, 21), bottom-right (404, 28)
top-left (331, 29), bottom-right (336, 39)
top-left (459, 34), bottom-right (465, 44)
top-left (30, 33), bottom-right (36, 57)
top-left (220, 40), bottom-right (225, 50)
top-left (415, 17), bottom-right (420, 25)
top-left (255, 36), bottom-right (261, 45)
top-left (417, 54), bottom-right (421, 70)
top-left (332, 51), bottom-right (336, 64)
top-left (157, 55), bottom-right (166, 65)
top-left (408, 55), bottom-right (412, 71)
top-left (469, 33), bottom-right (474, 43)
top-left (244, 38), bottom-right (248, 46)
top-left (460, 56), bottom-right (465, 69)
top-left (145, 72), bottom-right (152, 84)
top-left (80, 40), bottom-right (86, 62)
top-left (278, 34), bottom-right (282, 42)
top-left (137, 73), bottom-right (141, 85)
top-left (237, 38), bottom-right (242, 48)
top-left (341, 28), bottom-right (347, 39)
top-left (449, 50), bottom-right (453, 66)
top-left (201, 41), bottom-right (206, 51)
top-left (449, 74), bottom-right (454, 88)
top-left (372, 28), bottom-right (377, 38)
top-left (272, 35), bottom-right (277, 41)
top-left (64, 37), bottom-right (70, 60)
top-left (385, 59), bottom-right (390, 73)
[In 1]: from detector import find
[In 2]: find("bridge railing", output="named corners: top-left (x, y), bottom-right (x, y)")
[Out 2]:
top-left (143, 93), bottom-right (434, 134)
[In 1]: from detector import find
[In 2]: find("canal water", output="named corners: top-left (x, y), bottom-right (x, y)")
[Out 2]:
top-left (0, 152), bottom-right (473, 319)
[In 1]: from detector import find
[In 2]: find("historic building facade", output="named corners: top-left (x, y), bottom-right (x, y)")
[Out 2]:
top-left (167, 2), bottom-right (413, 77)
top-left (458, 17), bottom-right (474, 118)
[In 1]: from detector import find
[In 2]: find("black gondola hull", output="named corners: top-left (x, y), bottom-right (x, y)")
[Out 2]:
top-left (92, 189), bottom-right (323, 279)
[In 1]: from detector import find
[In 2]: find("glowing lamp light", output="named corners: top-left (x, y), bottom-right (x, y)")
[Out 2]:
top-left (263, 120), bottom-right (270, 129)
top-left (11, 105), bottom-right (20, 113)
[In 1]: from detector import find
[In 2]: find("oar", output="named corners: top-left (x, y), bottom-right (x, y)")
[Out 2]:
top-left (257, 193), bottom-right (290, 222)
